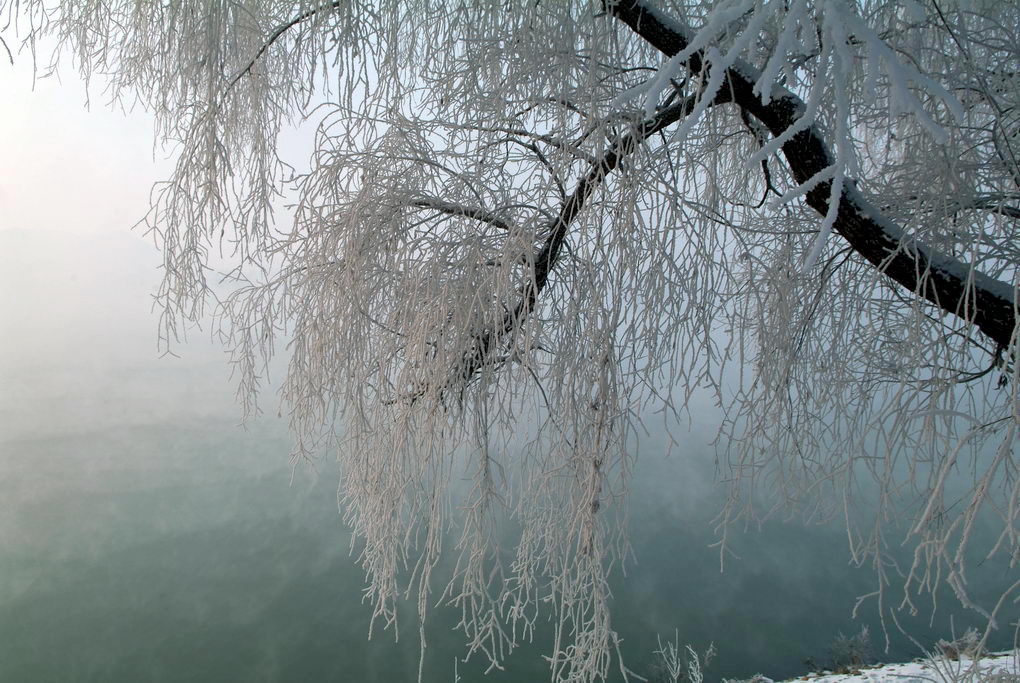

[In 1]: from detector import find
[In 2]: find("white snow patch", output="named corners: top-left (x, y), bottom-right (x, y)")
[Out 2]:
top-left (773, 650), bottom-right (1019, 682)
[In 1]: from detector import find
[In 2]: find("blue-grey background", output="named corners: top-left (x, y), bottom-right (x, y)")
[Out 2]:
top-left (1, 228), bottom-right (1014, 683)
top-left (1, 59), bottom-right (1015, 682)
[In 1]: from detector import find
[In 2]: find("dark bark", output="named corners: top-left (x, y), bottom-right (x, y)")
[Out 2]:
top-left (608, 0), bottom-right (1018, 351)
top-left (449, 95), bottom-right (706, 393)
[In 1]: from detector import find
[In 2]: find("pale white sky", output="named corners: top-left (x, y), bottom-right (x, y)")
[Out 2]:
top-left (0, 54), bottom-right (224, 409)
top-left (0, 50), bottom-right (317, 415)
top-left (0, 46), bottom-right (320, 237)
top-left (0, 54), bottom-right (169, 236)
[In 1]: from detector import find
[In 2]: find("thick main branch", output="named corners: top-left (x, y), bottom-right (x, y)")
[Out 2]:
top-left (449, 94), bottom-right (706, 392)
top-left (608, 0), bottom-right (1018, 351)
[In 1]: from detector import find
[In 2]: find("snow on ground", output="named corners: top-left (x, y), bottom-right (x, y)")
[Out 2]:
top-left (774, 651), bottom-right (1018, 682)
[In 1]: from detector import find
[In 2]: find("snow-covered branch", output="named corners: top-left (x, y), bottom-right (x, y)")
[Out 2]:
top-left (447, 92), bottom-right (711, 394)
top-left (608, 0), bottom-right (1018, 352)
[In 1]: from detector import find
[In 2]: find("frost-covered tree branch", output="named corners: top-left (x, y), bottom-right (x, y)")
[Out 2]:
top-left (5, 0), bottom-right (1020, 679)
top-left (608, 0), bottom-right (1018, 351)
top-left (444, 92), bottom-right (716, 397)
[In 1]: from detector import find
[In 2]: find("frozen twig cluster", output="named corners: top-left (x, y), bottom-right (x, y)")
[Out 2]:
top-left (3, 0), bottom-right (1019, 680)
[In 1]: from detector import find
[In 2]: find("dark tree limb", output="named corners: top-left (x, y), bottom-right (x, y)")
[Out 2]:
top-left (408, 198), bottom-right (515, 233)
top-left (607, 0), bottom-right (1018, 351)
top-left (225, 1), bottom-right (341, 93)
top-left (445, 93), bottom-right (716, 396)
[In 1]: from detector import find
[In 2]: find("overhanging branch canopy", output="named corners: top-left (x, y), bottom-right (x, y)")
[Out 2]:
top-left (608, 0), bottom-right (1018, 351)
